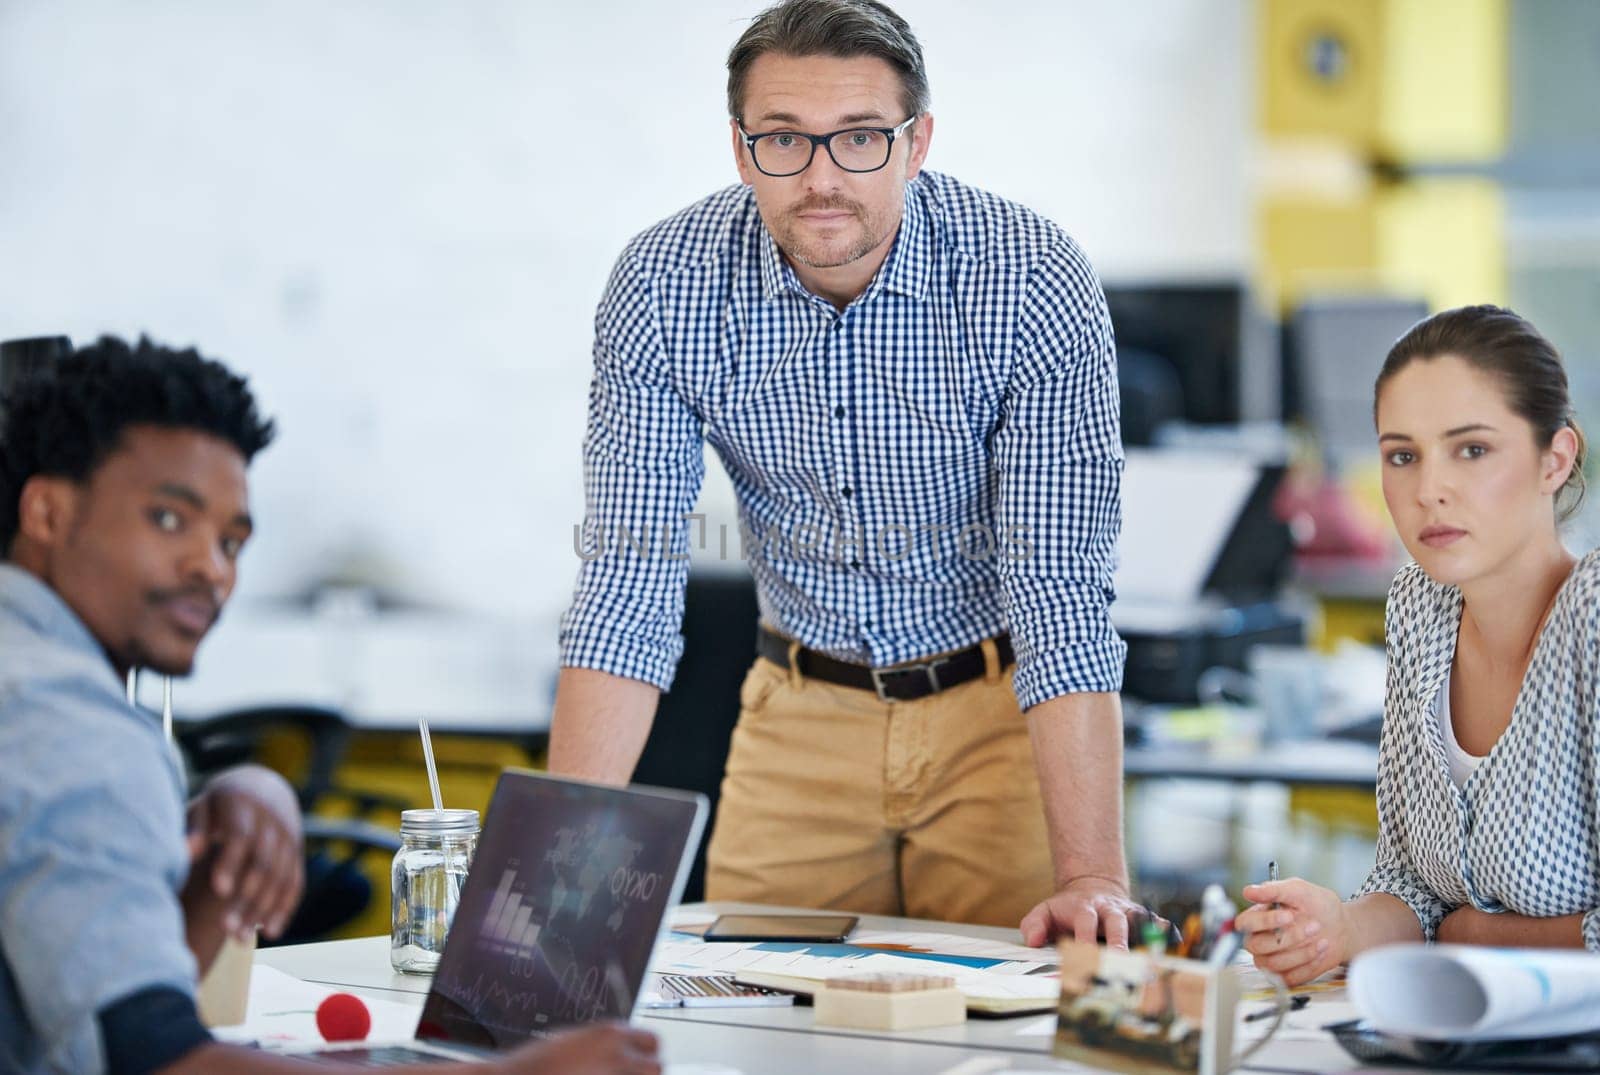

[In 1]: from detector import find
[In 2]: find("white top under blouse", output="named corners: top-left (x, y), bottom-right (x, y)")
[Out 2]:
top-left (1435, 669), bottom-right (1487, 790)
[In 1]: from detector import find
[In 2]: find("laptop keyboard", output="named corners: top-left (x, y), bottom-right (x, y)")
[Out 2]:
top-left (308, 1046), bottom-right (460, 1066)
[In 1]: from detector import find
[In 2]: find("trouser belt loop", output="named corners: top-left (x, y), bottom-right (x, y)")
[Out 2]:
top-left (786, 639), bottom-right (805, 690)
top-left (980, 637), bottom-right (1001, 683)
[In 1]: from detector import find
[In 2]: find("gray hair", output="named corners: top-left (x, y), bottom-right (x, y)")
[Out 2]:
top-left (726, 0), bottom-right (931, 122)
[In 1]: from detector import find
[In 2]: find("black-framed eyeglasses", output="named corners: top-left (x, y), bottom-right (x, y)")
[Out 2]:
top-left (737, 115), bottom-right (918, 177)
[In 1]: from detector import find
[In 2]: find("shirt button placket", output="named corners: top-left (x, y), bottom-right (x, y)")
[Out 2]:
top-left (828, 315), bottom-right (867, 647)
top-left (1458, 799), bottom-right (1481, 904)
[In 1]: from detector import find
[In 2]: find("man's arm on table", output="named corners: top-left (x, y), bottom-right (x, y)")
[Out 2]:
top-left (990, 239), bottom-right (1137, 947)
top-left (1019, 690), bottom-right (1141, 947)
top-left (547, 667), bottom-right (661, 785)
top-left (554, 250), bottom-right (705, 784)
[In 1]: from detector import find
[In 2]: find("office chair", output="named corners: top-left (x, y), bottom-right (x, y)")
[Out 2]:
top-left (281, 815), bottom-right (403, 945)
top-left (176, 705), bottom-right (408, 945)
top-left (631, 571), bottom-right (761, 902)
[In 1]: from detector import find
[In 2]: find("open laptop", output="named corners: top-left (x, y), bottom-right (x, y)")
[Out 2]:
top-left (281, 768), bottom-right (708, 1064)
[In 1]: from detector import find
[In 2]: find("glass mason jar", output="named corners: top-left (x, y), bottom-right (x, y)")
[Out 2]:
top-left (391, 808), bottom-right (479, 974)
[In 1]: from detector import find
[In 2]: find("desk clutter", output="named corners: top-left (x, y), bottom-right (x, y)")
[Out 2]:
top-left (1332, 944), bottom-right (1600, 1068)
top-left (645, 974), bottom-right (794, 1008)
top-left (652, 921), bottom-right (1061, 1016)
top-left (226, 896), bottom-right (1600, 1074)
top-left (211, 966), bottom-right (424, 1047)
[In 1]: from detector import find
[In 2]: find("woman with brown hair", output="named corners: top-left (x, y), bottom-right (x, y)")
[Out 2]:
top-left (1238, 304), bottom-right (1600, 985)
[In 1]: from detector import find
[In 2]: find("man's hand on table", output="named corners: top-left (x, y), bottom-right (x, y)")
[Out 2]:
top-left (1019, 875), bottom-right (1154, 948)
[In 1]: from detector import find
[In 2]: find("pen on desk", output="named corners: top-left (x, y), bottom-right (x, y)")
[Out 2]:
top-left (1243, 993), bottom-right (1309, 1022)
top-left (1268, 860), bottom-right (1281, 941)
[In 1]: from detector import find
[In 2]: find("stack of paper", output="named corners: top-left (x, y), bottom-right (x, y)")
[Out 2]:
top-left (848, 930), bottom-right (1060, 966)
top-left (734, 953), bottom-right (1059, 1014)
top-left (1350, 944), bottom-right (1600, 1041)
top-left (651, 936), bottom-right (1058, 1015)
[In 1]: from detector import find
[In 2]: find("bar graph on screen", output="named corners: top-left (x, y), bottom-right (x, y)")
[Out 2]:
top-left (481, 867), bottom-right (543, 958)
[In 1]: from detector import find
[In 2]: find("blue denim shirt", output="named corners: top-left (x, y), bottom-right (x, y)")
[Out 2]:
top-left (0, 564), bottom-right (197, 1074)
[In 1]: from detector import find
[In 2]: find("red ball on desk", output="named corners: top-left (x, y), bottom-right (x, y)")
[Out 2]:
top-left (316, 993), bottom-right (372, 1042)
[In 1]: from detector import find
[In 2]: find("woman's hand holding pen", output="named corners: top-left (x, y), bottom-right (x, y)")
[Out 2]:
top-left (1237, 877), bottom-right (1352, 987)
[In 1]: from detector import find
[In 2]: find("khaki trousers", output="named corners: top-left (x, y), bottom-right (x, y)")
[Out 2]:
top-left (703, 647), bottom-right (1055, 928)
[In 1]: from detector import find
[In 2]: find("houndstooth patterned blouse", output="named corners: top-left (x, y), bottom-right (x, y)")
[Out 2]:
top-left (1357, 550), bottom-right (1600, 950)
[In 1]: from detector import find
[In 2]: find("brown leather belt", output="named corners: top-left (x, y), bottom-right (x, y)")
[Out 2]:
top-left (756, 625), bottom-right (1014, 703)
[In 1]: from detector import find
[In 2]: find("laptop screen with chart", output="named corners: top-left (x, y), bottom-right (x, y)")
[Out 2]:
top-left (413, 770), bottom-right (707, 1051)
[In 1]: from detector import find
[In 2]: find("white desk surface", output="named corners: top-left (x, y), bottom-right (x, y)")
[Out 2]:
top-left (256, 902), bottom-right (1373, 1074)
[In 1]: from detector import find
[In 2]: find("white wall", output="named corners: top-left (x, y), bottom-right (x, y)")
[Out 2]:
top-left (0, 1), bottom-right (1248, 630)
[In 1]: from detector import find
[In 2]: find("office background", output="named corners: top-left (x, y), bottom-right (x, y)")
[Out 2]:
top-left (0, 0), bottom-right (1250, 616)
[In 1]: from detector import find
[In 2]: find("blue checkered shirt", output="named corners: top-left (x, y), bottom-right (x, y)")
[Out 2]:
top-left (560, 170), bottom-right (1126, 710)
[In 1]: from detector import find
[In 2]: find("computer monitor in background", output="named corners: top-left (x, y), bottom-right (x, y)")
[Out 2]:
top-left (1285, 296), bottom-right (1428, 471)
top-left (0, 337), bottom-right (72, 426)
top-left (1104, 283), bottom-right (1278, 437)
top-left (0, 336), bottom-right (71, 394)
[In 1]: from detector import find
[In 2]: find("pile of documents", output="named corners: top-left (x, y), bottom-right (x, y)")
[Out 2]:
top-left (649, 928), bottom-right (1061, 1015)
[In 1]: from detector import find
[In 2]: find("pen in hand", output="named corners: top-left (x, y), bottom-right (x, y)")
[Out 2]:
top-left (1269, 860), bottom-right (1281, 941)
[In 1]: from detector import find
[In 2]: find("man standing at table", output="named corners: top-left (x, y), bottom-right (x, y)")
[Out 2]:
top-left (552, 0), bottom-right (1136, 944)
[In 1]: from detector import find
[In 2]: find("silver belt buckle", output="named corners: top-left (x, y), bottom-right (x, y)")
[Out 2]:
top-left (869, 658), bottom-right (947, 703)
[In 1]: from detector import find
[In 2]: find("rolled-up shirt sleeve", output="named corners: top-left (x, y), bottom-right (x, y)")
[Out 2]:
top-left (1357, 825), bottom-right (1452, 941)
top-left (0, 678), bottom-right (203, 1073)
top-left (1582, 908), bottom-right (1600, 951)
top-left (558, 249), bottom-right (707, 691)
top-left (992, 238), bottom-right (1126, 710)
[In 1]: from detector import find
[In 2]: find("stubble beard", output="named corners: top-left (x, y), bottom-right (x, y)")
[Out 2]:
top-left (776, 197), bottom-right (886, 269)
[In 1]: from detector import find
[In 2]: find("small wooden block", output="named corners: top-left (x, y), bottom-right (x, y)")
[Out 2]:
top-left (826, 972), bottom-right (957, 993)
top-left (814, 974), bottom-right (966, 1030)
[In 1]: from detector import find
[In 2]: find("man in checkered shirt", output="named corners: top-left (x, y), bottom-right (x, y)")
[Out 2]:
top-left (551, 0), bottom-right (1139, 943)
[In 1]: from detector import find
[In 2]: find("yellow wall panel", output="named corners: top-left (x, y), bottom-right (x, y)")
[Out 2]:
top-left (1259, 0), bottom-right (1507, 162)
top-left (1259, 196), bottom-right (1380, 311)
top-left (1261, 0), bottom-right (1382, 144)
top-left (1374, 178), bottom-right (1505, 308)
top-left (1260, 178), bottom-right (1504, 313)
top-left (1378, 0), bottom-right (1507, 162)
